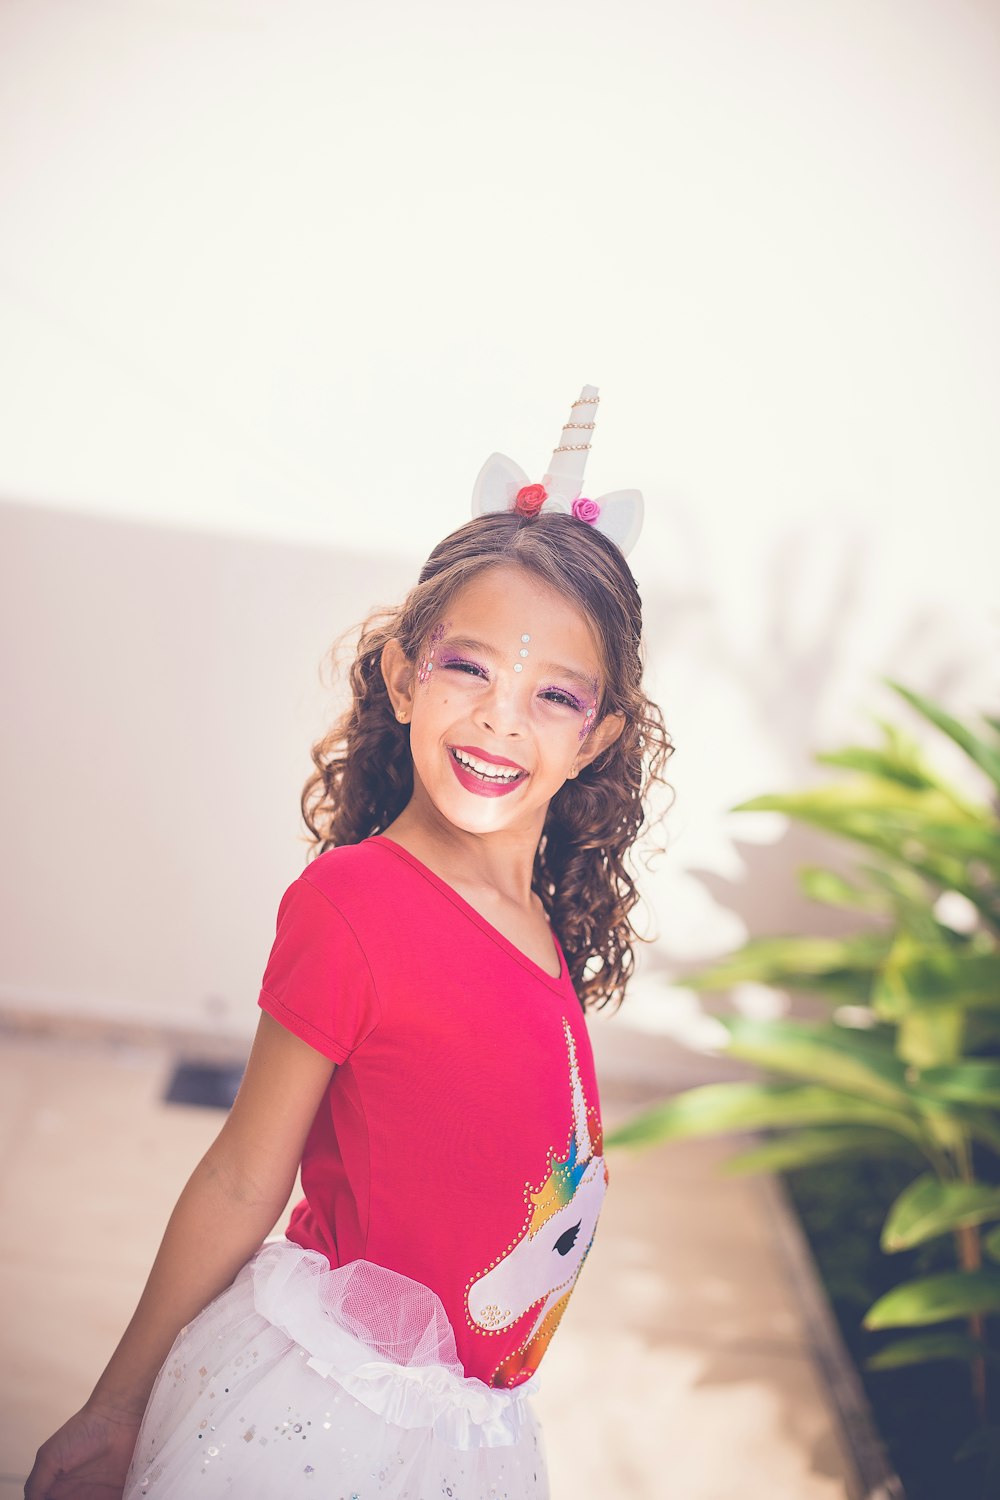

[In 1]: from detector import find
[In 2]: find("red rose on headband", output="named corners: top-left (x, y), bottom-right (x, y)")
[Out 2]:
top-left (571, 496), bottom-right (601, 524)
top-left (514, 484), bottom-right (547, 517)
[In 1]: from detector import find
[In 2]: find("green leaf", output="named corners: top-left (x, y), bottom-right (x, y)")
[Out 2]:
top-left (857, 862), bottom-right (943, 942)
top-left (680, 932), bottom-right (890, 1002)
top-left (864, 1332), bottom-right (1000, 1370)
top-left (716, 1016), bottom-right (914, 1108)
top-left (815, 740), bottom-right (940, 793)
top-left (733, 774), bottom-right (984, 826)
top-left (918, 1061), bottom-right (1000, 1108)
top-left (718, 1127), bottom-right (910, 1176)
top-left (863, 1268), bottom-right (1000, 1328)
top-left (861, 862), bottom-right (933, 904)
top-left (732, 781), bottom-right (999, 881)
top-left (603, 1080), bottom-right (932, 1155)
top-left (953, 1423), bottom-right (1000, 1466)
top-left (872, 939), bottom-right (1000, 1019)
top-left (983, 1223), bottom-right (1000, 1263)
top-left (943, 1106), bottom-right (1000, 1159)
top-left (895, 1009), bottom-right (965, 1070)
top-left (907, 823), bottom-right (1000, 872)
top-left (796, 866), bottom-right (893, 915)
top-left (882, 676), bottom-right (1000, 791)
top-left (880, 1173), bottom-right (1000, 1251)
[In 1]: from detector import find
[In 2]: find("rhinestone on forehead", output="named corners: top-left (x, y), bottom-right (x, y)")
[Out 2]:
top-left (514, 633), bottom-right (530, 672)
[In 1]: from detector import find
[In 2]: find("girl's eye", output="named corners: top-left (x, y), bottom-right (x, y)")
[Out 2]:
top-left (441, 657), bottom-right (489, 680)
top-left (540, 688), bottom-right (585, 711)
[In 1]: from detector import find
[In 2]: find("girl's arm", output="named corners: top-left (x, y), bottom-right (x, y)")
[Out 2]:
top-left (25, 1012), bottom-right (336, 1498)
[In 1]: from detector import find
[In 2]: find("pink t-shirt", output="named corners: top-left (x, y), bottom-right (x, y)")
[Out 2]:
top-left (256, 835), bottom-right (609, 1389)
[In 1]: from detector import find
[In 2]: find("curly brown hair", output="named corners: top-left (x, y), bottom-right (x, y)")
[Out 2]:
top-left (300, 511), bottom-right (675, 1011)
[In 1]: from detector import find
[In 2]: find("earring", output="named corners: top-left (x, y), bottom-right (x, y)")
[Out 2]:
top-left (397, 710), bottom-right (409, 723)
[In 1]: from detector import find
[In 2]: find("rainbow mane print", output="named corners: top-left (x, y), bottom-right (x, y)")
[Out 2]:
top-left (465, 1018), bottom-right (608, 1387)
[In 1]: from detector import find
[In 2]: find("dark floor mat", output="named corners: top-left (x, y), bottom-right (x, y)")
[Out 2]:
top-left (164, 1058), bottom-right (246, 1109)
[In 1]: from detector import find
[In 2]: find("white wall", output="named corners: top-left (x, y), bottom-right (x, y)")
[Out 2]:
top-left (1, 1), bottom-right (998, 1040)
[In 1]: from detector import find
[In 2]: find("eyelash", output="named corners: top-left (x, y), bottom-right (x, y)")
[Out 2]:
top-left (541, 687), bottom-right (585, 711)
top-left (440, 658), bottom-right (585, 712)
top-left (441, 657), bottom-right (487, 680)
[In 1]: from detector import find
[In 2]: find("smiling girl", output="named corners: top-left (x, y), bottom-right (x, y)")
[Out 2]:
top-left (27, 388), bottom-right (673, 1500)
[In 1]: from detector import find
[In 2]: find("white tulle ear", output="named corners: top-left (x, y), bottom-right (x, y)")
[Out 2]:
top-left (470, 391), bottom-right (645, 558)
top-left (471, 453), bottom-right (531, 517)
top-left (589, 489), bottom-right (644, 556)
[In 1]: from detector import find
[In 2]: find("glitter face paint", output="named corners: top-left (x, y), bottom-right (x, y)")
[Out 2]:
top-left (576, 675), bottom-right (600, 740)
top-left (578, 698), bottom-right (598, 741)
top-left (417, 620), bottom-right (448, 685)
top-left (435, 638), bottom-right (597, 733)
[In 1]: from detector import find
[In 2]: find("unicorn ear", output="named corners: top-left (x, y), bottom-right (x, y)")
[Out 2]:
top-left (471, 452), bottom-right (532, 517)
top-left (589, 489), bottom-right (644, 556)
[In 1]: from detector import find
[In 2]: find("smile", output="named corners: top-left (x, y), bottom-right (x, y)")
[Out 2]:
top-left (447, 745), bottom-right (528, 798)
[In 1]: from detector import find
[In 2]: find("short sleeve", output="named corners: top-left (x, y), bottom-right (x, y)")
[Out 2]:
top-left (257, 874), bottom-right (381, 1063)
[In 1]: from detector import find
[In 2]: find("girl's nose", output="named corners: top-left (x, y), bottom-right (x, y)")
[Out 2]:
top-left (478, 677), bottom-right (528, 738)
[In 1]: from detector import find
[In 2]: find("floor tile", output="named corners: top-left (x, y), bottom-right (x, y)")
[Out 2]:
top-left (0, 1028), bottom-right (855, 1497)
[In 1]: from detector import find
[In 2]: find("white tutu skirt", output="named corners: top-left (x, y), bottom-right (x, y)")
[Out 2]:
top-left (123, 1239), bottom-right (549, 1499)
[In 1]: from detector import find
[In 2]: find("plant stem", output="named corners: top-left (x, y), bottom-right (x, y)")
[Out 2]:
top-left (955, 1133), bottom-right (989, 1424)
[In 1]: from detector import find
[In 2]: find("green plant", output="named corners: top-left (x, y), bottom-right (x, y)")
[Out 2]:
top-left (608, 679), bottom-right (1000, 1480)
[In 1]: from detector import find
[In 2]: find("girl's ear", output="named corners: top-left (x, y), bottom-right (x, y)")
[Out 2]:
top-left (572, 710), bottom-right (625, 775)
top-left (380, 638), bottom-right (415, 722)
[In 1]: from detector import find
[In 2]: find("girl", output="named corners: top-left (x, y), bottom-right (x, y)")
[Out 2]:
top-left (26, 387), bottom-right (672, 1500)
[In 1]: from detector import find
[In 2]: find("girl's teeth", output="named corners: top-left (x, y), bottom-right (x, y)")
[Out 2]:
top-left (453, 749), bottom-right (521, 781)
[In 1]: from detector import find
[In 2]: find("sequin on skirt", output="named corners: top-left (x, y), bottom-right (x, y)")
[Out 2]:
top-left (123, 1239), bottom-right (549, 1499)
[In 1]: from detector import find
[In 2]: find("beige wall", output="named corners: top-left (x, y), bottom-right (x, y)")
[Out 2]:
top-left (2, 499), bottom-right (416, 1038)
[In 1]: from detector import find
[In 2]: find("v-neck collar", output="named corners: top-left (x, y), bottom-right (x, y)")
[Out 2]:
top-left (367, 835), bottom-right (568, 994)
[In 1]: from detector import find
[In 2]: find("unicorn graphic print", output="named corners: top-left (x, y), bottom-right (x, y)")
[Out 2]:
top-left (465, 1016), bottom-right (609, 1387)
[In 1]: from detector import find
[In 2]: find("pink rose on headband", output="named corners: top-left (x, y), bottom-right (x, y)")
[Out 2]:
top-left (514, 484), bottom-right (547, 517)
top-left (572, 496), bottom-right (602, 524)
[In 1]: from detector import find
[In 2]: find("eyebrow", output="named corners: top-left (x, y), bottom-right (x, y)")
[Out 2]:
top-left (438, 634), bottom-right (599, 696)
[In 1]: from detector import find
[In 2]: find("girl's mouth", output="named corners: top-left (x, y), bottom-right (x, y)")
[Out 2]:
top-left (447, 745), bottom-right (528, 798)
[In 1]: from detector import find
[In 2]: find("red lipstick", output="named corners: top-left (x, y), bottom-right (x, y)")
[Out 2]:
top-left (451, 744), bottom-right (526, 770)
top-left (447, 744), bottom-right (528, 798)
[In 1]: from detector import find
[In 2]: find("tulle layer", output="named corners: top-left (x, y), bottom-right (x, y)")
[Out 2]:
top-left (123, 1240), bottom-right (549, 1499)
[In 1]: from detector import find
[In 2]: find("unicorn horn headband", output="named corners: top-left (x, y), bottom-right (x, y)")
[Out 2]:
top-left (471, 385), bottom-right (644, 556)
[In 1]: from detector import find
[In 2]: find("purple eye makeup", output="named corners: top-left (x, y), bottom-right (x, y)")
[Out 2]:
top-left (428, 631), bottom-right (599, 729)
top-left (540, 686), bottom-right (586, 712)
top-left (438, 652), bottom-right (489, 678)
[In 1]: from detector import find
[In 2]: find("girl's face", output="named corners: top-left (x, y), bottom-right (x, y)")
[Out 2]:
top-left (383, 565), bottom-right (623, 840)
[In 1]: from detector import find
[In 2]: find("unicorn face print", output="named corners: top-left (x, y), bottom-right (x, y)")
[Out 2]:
top-left (465, 1017), bottom-right (608, 1387)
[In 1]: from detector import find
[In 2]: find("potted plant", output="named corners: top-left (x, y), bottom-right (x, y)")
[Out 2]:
top-left (607, 680), bottom-right (1000, 1491)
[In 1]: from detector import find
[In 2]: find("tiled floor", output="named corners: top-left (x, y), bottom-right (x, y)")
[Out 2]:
top-left (0, 1021), bottom-right (856, 1498)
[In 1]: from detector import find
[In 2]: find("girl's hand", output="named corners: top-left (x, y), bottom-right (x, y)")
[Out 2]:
top-left (24, 1402), bottom-right (143, 1500)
